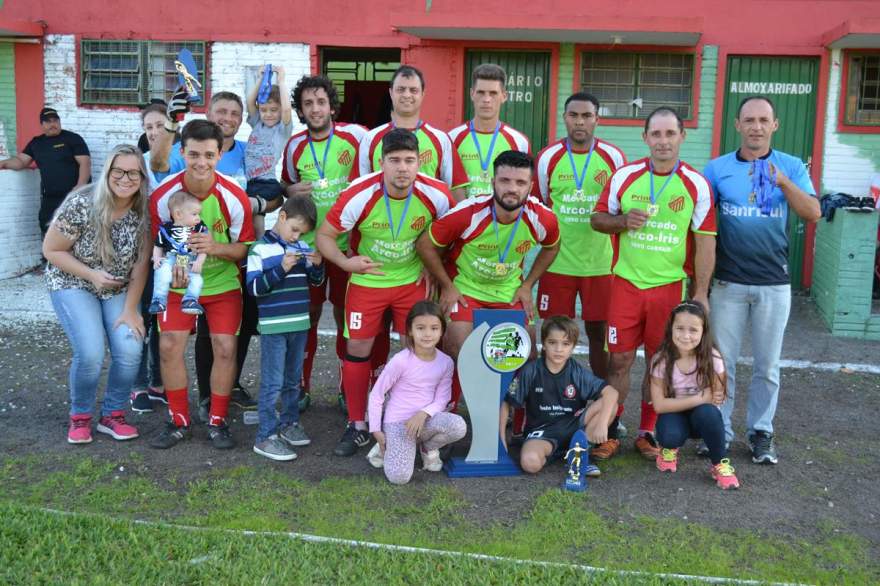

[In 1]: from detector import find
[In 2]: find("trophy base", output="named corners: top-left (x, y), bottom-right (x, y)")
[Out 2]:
top-left (563, 477), bottom-right (588, 492)
top-left (444, 455), bottom-right (522, 478)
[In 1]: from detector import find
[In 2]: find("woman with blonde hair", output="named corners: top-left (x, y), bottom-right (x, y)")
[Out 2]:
top-left (43, 144), bottom-right (152, 444)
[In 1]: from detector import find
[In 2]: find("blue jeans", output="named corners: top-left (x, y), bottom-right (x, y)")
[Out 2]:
top-left (152, 253), bottom-right (203, 303)
top-left (50, 288), bottom-right (143, 417)
top-left (134, 267), bottom-right (162, 390)
top-left (709, 280), bottom-right (791, 443)
top-left (257, 331), bottom-right (307, 443)
top-left (656, 404), bottom-right (727, 464)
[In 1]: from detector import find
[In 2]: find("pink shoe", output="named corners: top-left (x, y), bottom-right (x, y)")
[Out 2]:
top-left (68, 414), bottom-right (93, 444)
top-left (96, 411), bottom-right (139, 441)
top-left (711, 458), bottom-right (741, 490)
top-left (656, 447), bottom-right (678, 472)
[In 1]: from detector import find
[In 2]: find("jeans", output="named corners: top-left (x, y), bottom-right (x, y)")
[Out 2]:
top-left (50, 288), bottom-right (143, 417)
top-left (134, 268), bottom-right (162, 390)
top-left (709, 280), bottom-right (791, 443)
top-left (656, 404), bottom-right (727, 464)
top-left (256, 331), bottom-right (307, 443)
top-left (152, 253), bottom-right (203, 303)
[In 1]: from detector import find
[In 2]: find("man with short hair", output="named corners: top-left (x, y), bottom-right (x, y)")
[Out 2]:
top-left (358, 65), bottom-right (469, 200)
top-left (535, 92), bottom-right (626, 380)
top-left (317, 129), bottom-right (455, 456)
top-left (148, 119), bottom-right (255, 450)
top-left (704, 95), bottom-right (820, 465)
top-left (448, 63), bottom-right (530, 200)
top-left (591, 107), bottom-right (716, 461)
top-left (0, 107), bottom-right (91, 238)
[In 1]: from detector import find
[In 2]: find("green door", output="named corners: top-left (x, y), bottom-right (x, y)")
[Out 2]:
top-left (464, 50), bottom-right (551, 151)
top-left (720, 56), bottom-right (820, 289)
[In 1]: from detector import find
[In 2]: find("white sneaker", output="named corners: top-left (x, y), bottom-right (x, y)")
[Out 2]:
top-left (421, 449), bottom-right (443, 472)
top-left (366, 443), bottom-right (384, 468)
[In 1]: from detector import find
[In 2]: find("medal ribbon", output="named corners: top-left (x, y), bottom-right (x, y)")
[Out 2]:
top-left (565, 138), bottom-right (595, 193)
top-left (649, 160), bottom-right (681, 207)
top-left (491, 204), bottom-right (524, 267)
top-left (383, 185), bottom-right (414, 241)
top-left (469, 121), bottom-right (502, 177)
top-left (308, 126), bottom-right (334, 183)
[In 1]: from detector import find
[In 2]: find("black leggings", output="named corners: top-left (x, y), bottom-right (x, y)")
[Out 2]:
top-left (655, 403), bottom-right (727, 464)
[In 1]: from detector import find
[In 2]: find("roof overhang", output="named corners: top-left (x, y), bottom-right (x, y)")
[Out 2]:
top-left (823, 18), bottom-right (880, 49)
top-left (0, 16), bottom-right (44, 38)
top-left (395, 14), bottom-right (702, 46)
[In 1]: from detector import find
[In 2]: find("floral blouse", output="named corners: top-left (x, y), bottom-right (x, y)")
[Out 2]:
top-left (45, 190), bottom-right (145, 300)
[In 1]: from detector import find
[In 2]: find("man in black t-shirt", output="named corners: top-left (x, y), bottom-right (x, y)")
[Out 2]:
top-left (0, 107), bottom-right (91, 237)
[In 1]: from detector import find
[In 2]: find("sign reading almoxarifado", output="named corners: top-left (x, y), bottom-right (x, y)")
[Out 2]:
top-left (729, 82), bottom-right (813, 95)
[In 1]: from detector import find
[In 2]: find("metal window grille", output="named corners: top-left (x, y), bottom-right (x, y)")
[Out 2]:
top-left (81, 40), bottom-right (207, 106)
top-left (581, 52), bottom-right (694, 119)
top-left (323, 61), bottom-right (399, 103)
top-left (845, 54), bottom-right (880, 126)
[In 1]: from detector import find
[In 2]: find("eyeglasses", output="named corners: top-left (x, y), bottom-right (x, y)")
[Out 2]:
top-left (109, 167), bottom-right (143, 182)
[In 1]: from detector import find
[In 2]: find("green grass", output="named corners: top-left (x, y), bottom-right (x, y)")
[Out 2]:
top-left (1, 455), bottom-right (877, 585)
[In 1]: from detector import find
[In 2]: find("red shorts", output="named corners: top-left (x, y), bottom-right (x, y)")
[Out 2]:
top-left (344, 280), bottom-right (428, 339)
top-left (537, 272), bottom-right (613, 322)
top-left (449, 295), bottom-right (530, 324)
top-left (158, 289), bottom-right (243, 336)
top-left (309, 260), bottom-right (348, 308)
top-left (606, 278), bottom-right (685, 356)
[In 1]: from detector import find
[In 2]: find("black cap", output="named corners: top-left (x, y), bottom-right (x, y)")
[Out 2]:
top-left (39, 107), bottom-right (60, 122)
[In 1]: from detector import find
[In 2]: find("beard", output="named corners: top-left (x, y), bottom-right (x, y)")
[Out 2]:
top-left (493, 190), bottom-right (525, 212)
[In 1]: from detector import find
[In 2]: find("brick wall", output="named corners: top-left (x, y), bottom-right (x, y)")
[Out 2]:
top-left (0, 169), bottom-right (42, 277)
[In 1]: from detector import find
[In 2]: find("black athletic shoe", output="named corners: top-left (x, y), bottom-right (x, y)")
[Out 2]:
top-left (333, 424), bottom-right (370, 457)
top-left (208, 422), bottom-right (235, 450)
top-left (231, 385), bottom-right (257, 410)
top-left (150, 422), bottom-right (191, 449)
top-left (748, 431), bottom-right (778, 465)
top-left (130, 391), bottom-right (153, 413)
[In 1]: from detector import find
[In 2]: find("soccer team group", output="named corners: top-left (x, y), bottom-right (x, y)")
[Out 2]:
top-left (47, 62), bottom-right (821, 489)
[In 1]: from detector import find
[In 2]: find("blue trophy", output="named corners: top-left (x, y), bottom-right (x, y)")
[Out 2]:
top-left (174, 48), bottom-right (202, 101)
top-left (563, 429), bottom-right (590, 492)
top-left (257, 64), bottom-right (274, 104)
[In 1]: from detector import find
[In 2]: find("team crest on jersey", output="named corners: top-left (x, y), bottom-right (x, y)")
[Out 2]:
top-left (410, 215), bottom-right (426, 231)
top-left (593, 170), bottom-right (609, 186)
top-left (419, 150), bottom-right (433, 165)
top-left (212, 219), bottom-right (225, 234)
top-left (669, 195), bottom-right (686, 212)
top-left (337, 150), bottom-right (352, 166)
top-left (563, 384), bottom-right (577, 399)
top-left (515, 241), bottom-right (532, 255)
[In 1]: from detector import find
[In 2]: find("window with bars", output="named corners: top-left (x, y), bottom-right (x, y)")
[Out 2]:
top-left (580, 52), bottom-right (694, 120)
top-left (844, 53), bottom-right (880, 126)
top-left (80, 40), bottom-right (207, 106)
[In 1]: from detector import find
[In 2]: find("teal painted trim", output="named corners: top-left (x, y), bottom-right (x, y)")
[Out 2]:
top-left (0, 43), bottom-right (16, 155)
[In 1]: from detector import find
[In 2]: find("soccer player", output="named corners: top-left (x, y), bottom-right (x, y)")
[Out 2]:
top-left (704, 95), bottom-right (819, 465)
top-left (358, 65), bottom-right (469, 200)
top-left (416, 150), bottom-right (560, 409)
top-left (448, 63), bottom-right (530, 200)
top-left (281, 75), bottom-right (366, 410)
top-left (317, 129), bottom-right (455, 457)
top-left (148, 120), bottom-right (255, 450)
top-left (535, 92), bottom-right (625, 380)
top-left (590, 107), bottom-right (716, 461)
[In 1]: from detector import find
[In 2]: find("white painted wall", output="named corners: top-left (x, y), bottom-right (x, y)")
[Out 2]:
top-left (0, 169), bottom-right (42, 278)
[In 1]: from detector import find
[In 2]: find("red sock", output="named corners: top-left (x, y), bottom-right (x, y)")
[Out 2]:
top-left (342, 357), bottom-right (371, 422)
top-left (449, 371), bottom-right (462, 412)
top-left (209, 393), bottom-right (231, 426)
top-left (166, 387), bottom-right (190, 427)
top-left (301, 323), bottom-right (319, 394)
top-left (639, 401), bottom-right (657, 434)
top-left (617, 404), bottom-right (625, 417)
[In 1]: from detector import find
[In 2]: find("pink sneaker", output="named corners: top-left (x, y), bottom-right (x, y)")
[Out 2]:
top-left (68, 414), bottom-right (93, 444)
top-left (96, 411), bottom-right (139, 441)
top-left (656, 447), bottom-right (678, 472)
top-left (711, 458), bottom-right (741, 490)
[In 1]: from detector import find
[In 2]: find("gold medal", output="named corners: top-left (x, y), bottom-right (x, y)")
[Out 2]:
top-left (574, 189), bottom-right (585, 199)
top-left (647, 204), bottom-right (659, 217)
top-left (480, 170), bottom-right (490, 182)
top-left (317, 178), bottom-right (329, 189)
top-left (495, 262), bottom-right (507, 276)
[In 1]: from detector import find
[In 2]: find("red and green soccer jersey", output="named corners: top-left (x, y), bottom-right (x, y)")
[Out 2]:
top-left (325, 172), bottom-right (455, 288)
top-left (534, 138), bottom-right (625, 277)
top-left (150, 171), bottom-right (255, 297)
top-left (593, 158), bottom-right (716, 289)
top-left (357, 122), bottom-right (469, 191)
top-left (448, 121), bottom-right (530, 199)
top-left (429, 195), bottom-right (560, 303)
top-left (281, 122), bottom-right (366, 249)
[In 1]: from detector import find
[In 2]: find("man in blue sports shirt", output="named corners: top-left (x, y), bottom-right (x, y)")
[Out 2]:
top-left (703, 95), bottom-right (820, 465)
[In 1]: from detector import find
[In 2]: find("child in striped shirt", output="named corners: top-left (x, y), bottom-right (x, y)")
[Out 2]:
top-left (246, 196), bottom-right (324, 461)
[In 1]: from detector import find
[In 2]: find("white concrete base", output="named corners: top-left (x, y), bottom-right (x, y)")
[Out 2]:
top-left (0, 169), bottom-right (42, 279)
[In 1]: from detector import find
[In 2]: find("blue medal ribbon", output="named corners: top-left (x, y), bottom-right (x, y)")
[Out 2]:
top-left (649, 160), bottom-right (681, 209)
top-left (308, 126), bottom-right (334, 182)
top-left (383, 185), bottom-right (414, 241)
top-left (469, 121), bottom-right (502, 178)
top-left (565, 138), bottom-right (595, 193)
top-left (490, 204), bottom-right (524, 267)
top-left (256, 64), bottom-right (273, 104)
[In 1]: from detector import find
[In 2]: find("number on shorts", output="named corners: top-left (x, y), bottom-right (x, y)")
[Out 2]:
top-left (539, 294), bottom-right (549, 311)
top-left (349, 312), bottom-right (362, 330)
top-left (526, 430), bottom-right (544, 439)
top-left (608, 326), bottom-right (617, 344)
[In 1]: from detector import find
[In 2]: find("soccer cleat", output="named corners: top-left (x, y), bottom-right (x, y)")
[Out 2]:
top-left (656, 447), bottom-right (679, 472)
top-left (180, 298), bottom-right (204, 315)
top-left (590, 438), bottom-right (620, 460)
top-left (279, 422), bottom-right (311, 447)
top-left (207, 422), bottom-right (235, 450)
top-left (230, 385), bottom-right (257, 410)
top-left (584, 463), bottom-right (601, 478)
top-left (148, 300), bottom-right (166, 315)
top-left (421, 449), bottom-right (443, 472)
top-left (635, 432), bottom-right (661, 459)
top-left (748, 431), bottom-right (778, 465)
top-left (96, 411), bottom-right (139, 440)
top-left (67, 414), bottom-right (93, 444)
top-left (149, 422), bottom-right (191, 449)
top-left (130, 390), bottom-right (154, 413)
top-left (366, 443), bottom-right (384, 468)
top-left (333, 424), bottom-right (370, 457)
top-left (711, 458), bottom-right (741, 490)
top-left (147, 386), bottom-right (167, 404)
top-left (253, 435), bottom-right (297, 461)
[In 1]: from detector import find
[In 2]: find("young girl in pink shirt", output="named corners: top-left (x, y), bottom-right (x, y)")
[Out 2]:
top-left (367, 301), bottom-right (467, 484)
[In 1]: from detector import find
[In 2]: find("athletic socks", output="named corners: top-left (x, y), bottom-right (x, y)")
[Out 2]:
top-left (302, 322), bottom-right (319, 393)
top-left (166, 387), bottom-right (190, 428)
top-left (638, 401), bottom-right (657, 436)
top-left (209, 392), bottom-right (231, 426)
top-left (342, 354), bottom-right (371, 422)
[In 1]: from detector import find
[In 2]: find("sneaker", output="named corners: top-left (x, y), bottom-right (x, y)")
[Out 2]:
top-left (253, 435), bottom-right (297, 461)
top-left (711, 458), bottom-right (741, 490)
top-left (590, 438), bottom-right (620, 460)
top-left (150, 422), bottom-right (191, 449)
top-left (148, 300), bottom-right (166, 314)
top-left (616, 420), bottom-right (628, 438)
top-left (197, 397), bottom-right (211, 424)
top-left (584, 463), bottom-right (601, 478)
top-left (748, 431), bottom-right (778, 465)
top-left (130, 390), bottom-right (154, 413)
top-left (421, 448), bottom-right (443, 472)
top-left (695, 440), bottom-right (730, 457)
top-left (207, 422), bottom-right (235, 450)
top-left (366, 443), bottom-right (384, 468)
top-left (230, 385), bottom-right (257, 410)
top-left (298, 391), bottom-right (311, 413)
top-left (180, 298), bottom-right (204, 315)
top-left (67, 414), bottom-right (93, 444)
top-left (656, 447), bottom-right (679, 472)
top-left (635, 433), bottom-right (661, 460)
top-left (279, 422), bottom-right (311, 447)
top-left (96, 411), bottom-right (139, 440)
top-left (147, 386), bottom-right (167, 404)
top-left (333, 424), bottom-right (370, 457)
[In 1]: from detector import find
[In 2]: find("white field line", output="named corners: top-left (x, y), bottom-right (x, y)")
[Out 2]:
top-left (37, 507), bottom-right (808, 586)
top-left (315, 329), bottom-right (880, 375)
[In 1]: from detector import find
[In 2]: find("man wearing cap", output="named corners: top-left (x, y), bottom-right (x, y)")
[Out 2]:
top-left (0, 107), bottom-right (91, 238)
